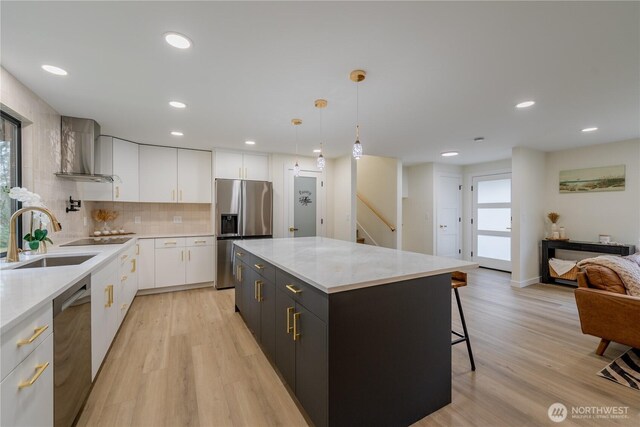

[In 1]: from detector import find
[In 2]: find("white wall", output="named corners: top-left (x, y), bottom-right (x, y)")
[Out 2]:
top-left (332, 155), bottom-right (357, 242)
top-left (544, 139), bottom-right (640, 247)
top-left (402, 163), bottom-right (435, 254)
top-left (356, 155), bottom-right (401, 248)
top-left (0, 66), bottom-right (90, 242)
top-left (511, 147), bottom-right (546, 287)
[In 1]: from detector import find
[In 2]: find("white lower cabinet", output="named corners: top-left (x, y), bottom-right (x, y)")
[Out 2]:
top-left (91, 257), bottom-right (119, 380)
top-left (1, 333), bottom-right (54, 427)
top-left (118, 245), bottom-right (138, 324)
top-left (148, 236), bottom-right (214, 289)
top-left (155, 246), bottom-right (187, 288)
top-left (137, 239), bottom-right (156, 289)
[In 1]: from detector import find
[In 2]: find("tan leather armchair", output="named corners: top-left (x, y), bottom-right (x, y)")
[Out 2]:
top-left (575, 268), bottom-right (640, 356)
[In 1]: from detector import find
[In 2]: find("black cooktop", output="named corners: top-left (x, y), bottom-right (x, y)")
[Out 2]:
top-left (61, 237), bottom-right (133, 247)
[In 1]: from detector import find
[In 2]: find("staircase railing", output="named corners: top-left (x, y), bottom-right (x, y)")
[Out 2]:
top-left (356, 193), bottom-right (396, 232)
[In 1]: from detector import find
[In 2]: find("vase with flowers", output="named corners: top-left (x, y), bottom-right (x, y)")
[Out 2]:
top-left (547, 212), bottom-right (560, 239)
top-left (7, 187), bottom-right (54, 253)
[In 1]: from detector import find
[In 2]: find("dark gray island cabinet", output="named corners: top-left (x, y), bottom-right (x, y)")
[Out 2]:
top-left (232, 237), bottom-right (476, 427)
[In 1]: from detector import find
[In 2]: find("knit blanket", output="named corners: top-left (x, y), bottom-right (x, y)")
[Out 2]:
top-left (577, 255), bottom-right (640, 297)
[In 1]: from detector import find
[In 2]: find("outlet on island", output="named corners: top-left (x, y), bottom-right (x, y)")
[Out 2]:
top-left (173, 216), bottom-right (182, 224)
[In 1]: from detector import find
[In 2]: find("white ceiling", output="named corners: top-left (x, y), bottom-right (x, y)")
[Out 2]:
top-left (1, 1), bottom-right (638, 165)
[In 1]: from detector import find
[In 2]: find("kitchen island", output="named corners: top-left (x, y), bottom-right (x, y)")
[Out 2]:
top-left (233, 237), bottom-right (476, 427)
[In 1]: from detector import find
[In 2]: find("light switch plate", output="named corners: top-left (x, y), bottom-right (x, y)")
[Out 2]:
top-left (134, 216), bottom-right (141, 224)
top-left (173, 216), bottom-right (182, 224)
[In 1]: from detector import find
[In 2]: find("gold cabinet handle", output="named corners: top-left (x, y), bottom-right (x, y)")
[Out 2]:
top-left (286, 307), bottom-right (294, 334)
top-left (131, 259), bottom-right (136, 273)
top-left (109, 285), bottom-right (114, 307)
top-left (236, 252), bottom-right (244, 257)
top-left (254, 280), bottom-right (263, 301)
top-left (188, 250), bottom-right (191, 261)
top-left (104, 286), bottom-right (110, 307)
top-left (17, 325), bottom-right (49, 346)
top-left (194, 240), bottom-right (207, 244)
top-left (136, 244), bottom-right (140, 255)
top-left (236, 265), bottom-right (242, 282)
top-left (293, 312), bottom-right (301, 341)
top-left (115, 186), bottom-right (120, 198)
top-left (164, 241), bottom-right (177, 245)
top-left (181, 250), bottom-right (184, 261)
top-left (239, 167), bottom-right (242, 178)
top-left (121, 275), bottom-right (128, 282)
top-left (254, 263), bottom-right (264, 270)
top-left (289, 227), bottom-right (299, 232)
top-left (285, 284), bottom-right (302, 294)
top-left (18, 362), bottom-right (50, 389)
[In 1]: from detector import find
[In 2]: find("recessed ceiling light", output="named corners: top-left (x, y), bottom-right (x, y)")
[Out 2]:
top-left (441, 151), bottom-right (459, 157)
top-left (164, 32), bottom-right (192, 49)
top-left (171, 131), bottom-right (184, 136)
top-left (581, 127), bottom-right (598, 132)
top-left (245, 140), bottom-right (256, 145)
top-left (41, 64), bottom-right (67, 76)
top-left (169, 101), bottom-right (186, 109)
top-left (313, 149), bottom-right (321, 153)
top-left (473, 137), bottom-right (485, 142)
top-left (516, 100), bottom-right (535, 109)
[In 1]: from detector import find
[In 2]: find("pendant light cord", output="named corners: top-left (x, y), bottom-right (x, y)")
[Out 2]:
top-left (356, 82), bottom-right (360, 140)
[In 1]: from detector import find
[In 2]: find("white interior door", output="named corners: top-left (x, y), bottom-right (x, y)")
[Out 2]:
top-left (284, 167), bottom-right (325, 238)
top-left (472, 173), bottom-right (512, 271)
top-left (436, 174), bottom-right (462, 258)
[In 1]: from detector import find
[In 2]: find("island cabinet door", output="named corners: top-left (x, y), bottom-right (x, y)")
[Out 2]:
top-left (259, 279), bottom-right (276, 360)
top-left (234, 261), bottom-right (243, 312)
top-left (295, 306), bottom-right (328, 427)
top-left (275, 289), bottom-right (296, 388)
top-left (241, 267), bottom-right (261, 337)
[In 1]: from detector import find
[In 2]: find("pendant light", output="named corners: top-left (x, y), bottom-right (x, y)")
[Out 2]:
top-left (292, 118), bottom-right (302, 177)
top-left (350, 70), bottom-right (366, 159)
top-left (315, 99), bottom-right (327, 170)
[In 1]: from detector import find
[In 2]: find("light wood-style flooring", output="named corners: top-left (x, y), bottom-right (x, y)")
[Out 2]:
top-left (77, 269), bottom-right (639, 427)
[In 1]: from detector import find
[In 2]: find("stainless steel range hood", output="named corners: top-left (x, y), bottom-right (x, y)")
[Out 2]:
top-left (55, 116), bottom-right (114, 183)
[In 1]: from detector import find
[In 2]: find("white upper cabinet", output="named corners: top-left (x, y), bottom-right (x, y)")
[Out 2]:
top-left (178, 149), bottom-right (212, 203)
top-left (139, 145), bottom-right (178, 203)
top-left (215, 151), bottom-right (244, 179)
top-left (112, 138), bottom-right (139, 202)
top-left (243, 153), bottom-right (269, 181)
top-left (81, 136), bottom-right (113, 201)
top-left (215, 150), bottom-right (269, 181)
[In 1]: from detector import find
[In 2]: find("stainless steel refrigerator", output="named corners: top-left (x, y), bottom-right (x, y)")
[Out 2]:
top-left (216, 179), bottom-right (273, 289)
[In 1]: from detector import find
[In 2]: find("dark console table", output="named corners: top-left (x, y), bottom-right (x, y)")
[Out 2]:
top-left (541, 240), bottom-right (636, 285)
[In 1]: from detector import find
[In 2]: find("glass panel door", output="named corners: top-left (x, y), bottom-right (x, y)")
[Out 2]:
top-left (473, 173), bottom-right (512, 271)
top-left (293, 176), bottom-right (316, 237)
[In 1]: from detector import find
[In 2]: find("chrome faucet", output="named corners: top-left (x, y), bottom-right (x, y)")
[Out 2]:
top-left (6, 207), bottom-right (62, 262)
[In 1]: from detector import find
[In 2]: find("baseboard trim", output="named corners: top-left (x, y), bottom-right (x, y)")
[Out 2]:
top-left (137, 282), bottom-right (214, 296)
top-left (510, 276), bottom-right (541, 288)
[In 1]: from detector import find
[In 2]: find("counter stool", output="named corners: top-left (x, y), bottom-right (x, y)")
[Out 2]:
top-left (451, 271), bottom-right (476, 371)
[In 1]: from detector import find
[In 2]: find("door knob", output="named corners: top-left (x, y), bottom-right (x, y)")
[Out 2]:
top-left (439, 225), bottom-right (447, 229)
top-left (289, 227), bottom-right (299, 232)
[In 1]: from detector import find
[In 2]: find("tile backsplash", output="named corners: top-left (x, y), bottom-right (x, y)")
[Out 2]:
top-left (88, 202), bottom-right (212, 236)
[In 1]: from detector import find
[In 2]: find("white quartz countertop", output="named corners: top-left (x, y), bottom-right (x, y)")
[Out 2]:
top-left (234, 237), bottom-right (477, 294)
top-left (0, 239), bottom-right (136, 334)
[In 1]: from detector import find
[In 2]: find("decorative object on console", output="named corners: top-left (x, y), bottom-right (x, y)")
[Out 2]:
top-left (546, 212), bottom-right (566, 240)
top-left (66, 196), bottom-right (81, 213)
top-left (599, 234), bottom-right (611, 244)
top-left (559, 165), bottom-right (625, 193)
top-left (7, 187), bottom-right (55, 252)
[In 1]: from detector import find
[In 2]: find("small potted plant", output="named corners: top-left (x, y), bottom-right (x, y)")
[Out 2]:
top-left (8, 187), bottom-right (54, 253)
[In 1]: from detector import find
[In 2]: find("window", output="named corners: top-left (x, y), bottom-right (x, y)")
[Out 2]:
top-left (1, 111), bottom-right (22, 256)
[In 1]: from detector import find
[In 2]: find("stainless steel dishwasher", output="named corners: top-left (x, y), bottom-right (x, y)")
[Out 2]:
top-left (53, 274), bottom-right (91, 427)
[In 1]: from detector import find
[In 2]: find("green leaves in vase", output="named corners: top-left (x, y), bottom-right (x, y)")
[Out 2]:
top-left (24, 228), bottom-right (53, 250)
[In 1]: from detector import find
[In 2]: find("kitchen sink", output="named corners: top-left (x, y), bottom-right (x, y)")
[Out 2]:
top-left (14, 255), bottom-right (96, 269)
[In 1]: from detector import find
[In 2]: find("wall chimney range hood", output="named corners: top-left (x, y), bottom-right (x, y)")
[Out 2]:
top-left (55, 116), bottom-right (115, 183)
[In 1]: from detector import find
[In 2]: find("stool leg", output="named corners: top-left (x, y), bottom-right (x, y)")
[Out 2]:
top-left (454, 288), bottom-right (476, 371)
